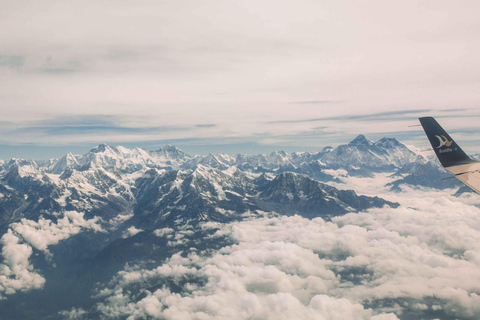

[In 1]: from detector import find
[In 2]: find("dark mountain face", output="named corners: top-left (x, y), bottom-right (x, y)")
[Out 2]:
top-left (133, 168), bottom-right (398, 231)
top-left (258, 172), bottom-right (398, 218)
top-left (388, 160), bottom-right (463, 191)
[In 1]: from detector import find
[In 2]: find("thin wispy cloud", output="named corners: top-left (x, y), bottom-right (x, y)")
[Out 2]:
top-left (267, 109), bottom-right (433, 124)
top-left (288, 100), bottom-right (343, 105)
top-left (0, 55), bottom-right (24, 69)
top-left (0, 115), bottom-right (218, 149)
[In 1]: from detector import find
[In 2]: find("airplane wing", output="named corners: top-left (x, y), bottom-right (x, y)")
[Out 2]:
top-left (444, 162), bottom-right (480, 194)
top-left (419, 116), bottom-right (480, 195)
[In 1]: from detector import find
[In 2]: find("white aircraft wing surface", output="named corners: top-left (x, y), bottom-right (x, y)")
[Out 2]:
top-left (446, 162), bottom-right (480, 194)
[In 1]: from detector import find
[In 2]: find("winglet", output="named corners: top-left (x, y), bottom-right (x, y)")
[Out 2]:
top-left (418, 116), bottom-right (473, 167)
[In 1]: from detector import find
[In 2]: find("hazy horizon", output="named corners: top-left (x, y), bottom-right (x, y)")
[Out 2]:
top-left (0, 130), bottom-right (471, 162)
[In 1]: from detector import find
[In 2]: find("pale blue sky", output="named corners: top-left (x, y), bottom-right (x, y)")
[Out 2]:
top-left (1, 0), bottom-right (480, 159)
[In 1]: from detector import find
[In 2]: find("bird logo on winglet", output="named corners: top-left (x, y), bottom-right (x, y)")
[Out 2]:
top-left (435, 135), bottom-right (453, 148)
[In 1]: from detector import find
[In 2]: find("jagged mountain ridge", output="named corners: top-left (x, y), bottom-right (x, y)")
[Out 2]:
top-left (132, 166), bottom-right (398, 228)
top-left (0, 134), bottom-right (456, 227)
top-left (320, 135), bottom-right (423, 171)
top-left (4, 135), bottom-right (425, 175)
top-left (0, 134), bottom-right (416, 232)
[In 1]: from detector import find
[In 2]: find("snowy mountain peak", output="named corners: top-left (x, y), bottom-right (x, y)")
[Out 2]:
top-left (6, 158), bottom-right (37, 168)
top-left (319, 135), bottom-right (421, 171)
top-left (90, 143), bottom-right (113, 153)
top-left (269, 150), bottom-right (288, 157)
top-left (376, 137), bottom-right (403, 148)
top-left (5, 162), bottom-right (39, 180)
top-left (154, 145), bottom-right (190, 160)
top-left (348, 134), bottom-right (374, 146)
top-left (52, 152), bottom-right (79, 174)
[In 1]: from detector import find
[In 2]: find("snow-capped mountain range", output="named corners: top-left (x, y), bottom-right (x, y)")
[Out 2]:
top-left (0, 135), bottom-right (464, 229)
top-left (0, 134), bottom-right (471, 319)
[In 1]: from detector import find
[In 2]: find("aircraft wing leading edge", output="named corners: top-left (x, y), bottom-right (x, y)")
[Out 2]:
top-left (419, 116), bottom-right (480, 195)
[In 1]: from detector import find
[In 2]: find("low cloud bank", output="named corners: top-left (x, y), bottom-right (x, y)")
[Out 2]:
top-left (73, 187), bottom-right (480, 319)
top-left (0, 211), bottom-right (103, 298)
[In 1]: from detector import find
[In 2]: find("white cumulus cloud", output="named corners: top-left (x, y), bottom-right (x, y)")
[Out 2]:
top-left (81, 186), bottom-right (480, 319)
top-left (0, 211), bottom-right (104, 297)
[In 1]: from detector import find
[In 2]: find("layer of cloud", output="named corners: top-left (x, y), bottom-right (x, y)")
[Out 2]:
top-left (11, 211), bottom-right (104, 252)
top-left (122, 226), bottom-right (143, 239)
top-left (0, 229), bottom-right (45, 297)
top-left (67, 186), bottom-right (480, 319)
top-left (0, 211), bottom-right (103, 298)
